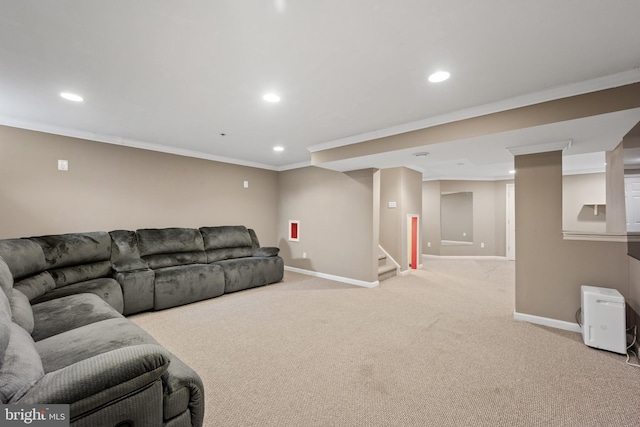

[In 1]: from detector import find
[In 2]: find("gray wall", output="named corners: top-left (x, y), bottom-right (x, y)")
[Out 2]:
top-left (0, 125), bottom-right (279, 243)
top-left (515, 151), bottom-right (629, 323)
top-left (277, 167), bottom-right (377, 283)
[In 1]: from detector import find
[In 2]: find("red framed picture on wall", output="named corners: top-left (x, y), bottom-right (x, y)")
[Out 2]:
top-left (289, 220), bottom-right (300, 242)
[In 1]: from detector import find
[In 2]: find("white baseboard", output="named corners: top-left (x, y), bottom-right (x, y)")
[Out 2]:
top-left (284, 266), bottom-right (379, 288)
top-left (399, 264), bottom-right (424, 276)
top-left (423, 254), bottom-right (508, 260)
top-left (513, 311), bottom-right (582, 333)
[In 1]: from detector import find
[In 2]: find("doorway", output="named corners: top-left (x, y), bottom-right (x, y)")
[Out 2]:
top-left (407, 214), bottom-right (420, 269)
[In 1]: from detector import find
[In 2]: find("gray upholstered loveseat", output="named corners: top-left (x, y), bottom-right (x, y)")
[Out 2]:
top-left (0, 225), bottom-right (283, 426)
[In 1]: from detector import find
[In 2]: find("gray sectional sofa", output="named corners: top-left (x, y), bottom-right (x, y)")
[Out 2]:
top-left (0, 225), bottom-right (283, 426)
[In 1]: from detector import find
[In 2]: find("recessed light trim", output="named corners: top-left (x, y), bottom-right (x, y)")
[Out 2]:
top-left (273, 146), bottom-right (284, 152)
top-left (428, 71), bottom-right (450, 83)
top-left (263, 93), bottom-right (281, 103)
top-left (60, 92), bottom-right (84, 102)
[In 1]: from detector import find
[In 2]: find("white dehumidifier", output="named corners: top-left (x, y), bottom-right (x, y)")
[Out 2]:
top-left (580, 286), bottom-right (626, 354)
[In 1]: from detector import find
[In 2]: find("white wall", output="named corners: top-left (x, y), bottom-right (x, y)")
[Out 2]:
top-left (562, 173), bottom-right (606, 232)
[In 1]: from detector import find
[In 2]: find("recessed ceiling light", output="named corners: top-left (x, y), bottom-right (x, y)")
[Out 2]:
top-left (263, 93), bottom-right (281, 103)
top-left (428, 71), bottom-right (450, 83)
top-left (60, 92), bottom-right (84, 102)
top-left (509, 170), bottom-right (516, 174)
top-left (273, 146), bottom-right (284, 152)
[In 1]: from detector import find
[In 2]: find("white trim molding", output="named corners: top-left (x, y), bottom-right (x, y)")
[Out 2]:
top-left (308, 69), bottom-right (640, 154)
top-left (507, 139), bottom-right (572, 156)
top-left (284, 266), bottom-right (379, 288)
top-left (423, 254), bottom-right (508, 260)
top-left (562, 231), bottom-right (629, 242)
top-left (513, 311), bottom-right (582, 333)
top-left (378, 245), bottom-right (401, 270)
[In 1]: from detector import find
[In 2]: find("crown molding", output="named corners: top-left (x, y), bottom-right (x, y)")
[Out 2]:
top-left (308, 68), bottom-right (640, 153)
top-left (0, 116), bottom-right (283, 172)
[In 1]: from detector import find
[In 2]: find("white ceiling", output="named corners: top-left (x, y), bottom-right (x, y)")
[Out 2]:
top-left (1, 1), bottom-right (640, 178)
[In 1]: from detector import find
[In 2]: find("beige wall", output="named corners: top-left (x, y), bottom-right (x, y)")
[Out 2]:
top-left (277, 166), bottom-right (377, 282)
top-left (380, 168), bottom-right (402, 263)
top-left (606, 143), bottom-right (626, 233)
top-left (0, 125), bottom-right (279, 244)
top-left (379, 167), bottom-right (422, 270)
top-left (629, 256), bottom-right (640, 329)
top-left (515, 151), bottom-right (629, 323)
top-left (422, 179), bottom-right (512, 257)
top-left (562, 173), bottom-right (606, 233)
top-left (421, 180), bottom-right (441, 255)
top-left (440, 191), bottom-right (473, 242)
top-left (312, 83), bottom-right (640, 165)
top-left (494, 180), bottom-right (510, 257)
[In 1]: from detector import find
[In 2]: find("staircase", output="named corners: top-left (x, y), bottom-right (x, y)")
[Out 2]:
top-left (378, 252), bottom-right (398, 282)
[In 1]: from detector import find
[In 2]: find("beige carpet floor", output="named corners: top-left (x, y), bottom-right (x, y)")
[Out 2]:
top-left (130, 259), bottom-right (640, 426)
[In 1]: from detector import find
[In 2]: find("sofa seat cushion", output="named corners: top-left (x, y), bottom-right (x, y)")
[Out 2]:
top-left (35, 317), bottom-right (204, 425)
top-left (31, 293), bottom-right (123, 342)
top-left (154, 264), bottom-right (225, 310)
top-left (0, 323), bottom-right (44, 403)
top-left (35, 317), bottom-right (158, 373)
top-left (217, 256), bottom-right (284, 294)
top-left (30, 278), bottom-right (124, 314)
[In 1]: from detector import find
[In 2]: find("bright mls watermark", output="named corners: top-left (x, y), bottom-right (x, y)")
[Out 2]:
top-left (1, 405), bottom-right (69, 426)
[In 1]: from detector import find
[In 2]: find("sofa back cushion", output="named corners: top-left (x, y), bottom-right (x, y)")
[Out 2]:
top-left (199, 226), bottom-right (253, 262)
top-left (0, 239), bottom-right (46, 281)
top-left (0, 242), bottom-right (54, 302)
top-left (136, 228), bottom-right (206, 269)
top-left (248, 229), bottom-right (260, 252)
top-left (30, 232), bottom-right (112, 288)
top-left (109, 229), bottom-right (142, 262)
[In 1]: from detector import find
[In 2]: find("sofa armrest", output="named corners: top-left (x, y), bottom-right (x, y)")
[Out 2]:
top-left (112, 257), bottom-right (149, 273)
top-left (253, 247), bottom-right (280, 257)
top-left (17, 344), bottom-right (170, 418)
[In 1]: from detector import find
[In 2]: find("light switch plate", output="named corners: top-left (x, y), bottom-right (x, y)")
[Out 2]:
top-left (58, 160), bottom-right (68, 171)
